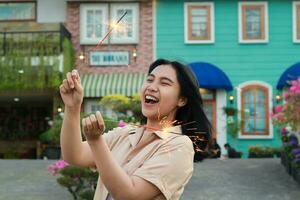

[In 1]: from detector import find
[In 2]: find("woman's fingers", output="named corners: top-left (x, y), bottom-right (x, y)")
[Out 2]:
top-left (71, 70), bottom-right (82, 92)
top-left (95, 111), bottom-right (105, 132)
top-left (82, 112), bottom-right (105, 140)
top-left (67, 72), bottom-right (74, 89)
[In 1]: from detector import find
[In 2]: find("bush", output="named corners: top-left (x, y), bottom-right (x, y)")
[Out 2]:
top-left (48, 160), bottom-right (98, 200)
top-left (39, 116), bottom-right (62, 145)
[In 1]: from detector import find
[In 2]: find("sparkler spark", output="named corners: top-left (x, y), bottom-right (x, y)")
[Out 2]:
top-left (92, 11), bottom-right (128, 50)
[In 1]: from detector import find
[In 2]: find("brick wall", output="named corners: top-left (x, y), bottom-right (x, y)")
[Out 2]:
top-left (65, 1), bottom-right (153, 74)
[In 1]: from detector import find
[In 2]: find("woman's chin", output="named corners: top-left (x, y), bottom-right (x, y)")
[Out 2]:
top-left (141, 110), bottom-right (159, 120)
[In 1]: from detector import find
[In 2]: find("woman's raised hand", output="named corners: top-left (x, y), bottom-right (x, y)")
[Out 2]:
top-left (59, 70), bottom-right (83, 109)
top-left (82, 111), bottom-right (106, 141)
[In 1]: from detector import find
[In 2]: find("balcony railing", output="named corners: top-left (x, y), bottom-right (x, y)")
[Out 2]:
top-left (0, 23), bottom-right (73, 90)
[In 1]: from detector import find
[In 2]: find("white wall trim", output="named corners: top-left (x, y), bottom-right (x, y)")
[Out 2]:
top-left (238, 1), bottom-right (269, 44)
top-left (184, 2), bottom-right (215, 44)
top-left (216, 90), bottom-right (227, 155)
top-left (293, 1), bottom-right (300, 43)
top-left (236, 81), bottom-right (273, 139)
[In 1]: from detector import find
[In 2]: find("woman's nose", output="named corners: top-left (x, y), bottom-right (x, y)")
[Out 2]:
top-left (147, 83), bottom-right (158, 92)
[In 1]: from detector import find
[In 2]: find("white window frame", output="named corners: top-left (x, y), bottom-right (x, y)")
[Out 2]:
top-left (293, 1), bottom-right (300, 43)
top-left (110, 3), bottom-right (139, 44)
top-left (237, 81), bottom-right (273, 139)
top-left (238, 1), bottom-right (269, 44)
top-left (184, 2), bottom-right (215, 44)
top-left (80, 4), bottom-right (109, 45)
top-left (80, 3), bottom-right (139, 45)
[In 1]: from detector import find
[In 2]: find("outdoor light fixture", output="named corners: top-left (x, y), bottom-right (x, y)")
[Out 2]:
top-left (14, 97), bottom-right (20, 102)
top-left (57, 106), bottom-right (63, 113)
top-left (275, 94), bottom-right (281, 103)
top-left (132, 48), bottom-right (137, 62)
top-left (229, 95), bottom-right (234, 104)
top-left (79, 51), bottom-right (85, 60)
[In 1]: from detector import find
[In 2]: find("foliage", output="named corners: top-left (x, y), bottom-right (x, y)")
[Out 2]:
top-left (0, 33), bottom-right (74, 90)
top-left (272, 77), bottom-right (300, 132)
top-left (99, 95), bottom-right (130, 114)
top-left (99, 94), bottom-right (142, 123)
top-left (48, 160), bottom-right (98, 200)
top-left (223, 106), bottom-right (238, 116)
top-left (39, 116), bottom-right (62, 145)
top-left (248, 145), bottom-right (281, 158)
top-left (63, 37), bottom-right (75, 75)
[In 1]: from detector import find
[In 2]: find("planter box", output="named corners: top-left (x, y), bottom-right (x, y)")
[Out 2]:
top-left (41, 145), bottom-right (61, 159)
top-left (0, 140), bottom-right (40, 159)
top-left (291, 162), bottom-right (300, 185)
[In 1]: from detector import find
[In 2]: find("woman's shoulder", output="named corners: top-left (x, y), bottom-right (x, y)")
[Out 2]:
top-left (165, 134), bottom-right (194, 152)
top-left (105, 124), bottom-right (137, 137)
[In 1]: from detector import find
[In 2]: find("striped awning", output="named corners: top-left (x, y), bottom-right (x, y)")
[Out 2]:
top-left (81, 73), bottom-right (146, 97)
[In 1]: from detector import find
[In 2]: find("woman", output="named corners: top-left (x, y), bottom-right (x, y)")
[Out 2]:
top-left (60, 59), bottom-right (211, 200)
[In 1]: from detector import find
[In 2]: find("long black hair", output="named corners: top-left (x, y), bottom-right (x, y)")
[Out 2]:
top-left (145, 59), bottom-right (212, 151)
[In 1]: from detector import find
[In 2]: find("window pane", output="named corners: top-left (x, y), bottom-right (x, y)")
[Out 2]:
top-left (0, 2), bottom-right (35, 21)
top-left (245, 8), bottom-right (262, 38)
top-left (242, 87), bottom-right (268, 135)
top-left (115, 9), bottom-right (133, 38)
top-left (85, 9), bottom-right (103, 39)
top-left (255, 118), bottom-right (266, 132)
top-left (203, 103), bottom-right (213, 124)
top-left (191, 7), bottom-right (208, 37)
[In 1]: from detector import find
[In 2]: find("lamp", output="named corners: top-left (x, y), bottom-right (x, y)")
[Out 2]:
top-left (132, 48), bottom-right (137, 62)
top-left (79, 51), bottom-right (85, 60)
top-left (57, 106), bottom-right (63, 113)
top-left (275, 94), bottom-right (281, 104)
top-left (229, 95), bottom-right (234, 104)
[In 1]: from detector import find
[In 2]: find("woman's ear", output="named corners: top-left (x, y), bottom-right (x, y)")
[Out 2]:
top-left (178, 97), bottom-right (187, 107)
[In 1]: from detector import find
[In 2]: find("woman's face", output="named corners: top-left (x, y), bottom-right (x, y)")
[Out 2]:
top-left (140, 64), bottom-right (186, 122)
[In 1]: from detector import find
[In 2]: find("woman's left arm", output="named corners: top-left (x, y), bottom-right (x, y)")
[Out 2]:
top-left (83, 113), bottom-right (161, 200)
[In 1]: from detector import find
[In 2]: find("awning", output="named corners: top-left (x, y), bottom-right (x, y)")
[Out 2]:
top-left (276, 62), bottom-right (300, 89)
top-left (188, 62), bottom-right (233, 91)
top-left (81, 73), bottom-right (146, 97)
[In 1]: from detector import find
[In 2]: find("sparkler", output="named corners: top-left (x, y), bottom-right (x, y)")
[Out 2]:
top-left (92, 11), bottom-right (128, 50)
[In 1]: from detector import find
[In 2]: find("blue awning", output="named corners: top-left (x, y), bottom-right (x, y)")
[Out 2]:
top-left (188, 62), bottom-right (233, 91)
top-left (276, 62), bottom-right (300, 89)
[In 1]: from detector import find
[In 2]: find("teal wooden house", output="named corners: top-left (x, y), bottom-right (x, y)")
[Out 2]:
top-left (154, 0), bottom-right (300, 157)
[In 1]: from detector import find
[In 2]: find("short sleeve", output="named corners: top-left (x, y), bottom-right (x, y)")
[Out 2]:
top-left (132, 136), bottom-right (195, 200)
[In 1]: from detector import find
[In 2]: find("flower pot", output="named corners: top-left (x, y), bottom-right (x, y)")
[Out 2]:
top-left (43, 146), bottom-right (61, 159)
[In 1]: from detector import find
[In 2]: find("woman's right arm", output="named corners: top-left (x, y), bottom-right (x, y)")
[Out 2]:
top-left (59, 70), bottom-right (95, 168)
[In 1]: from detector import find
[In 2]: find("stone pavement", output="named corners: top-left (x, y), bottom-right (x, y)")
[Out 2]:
top-left (0, 159), bottom-right (299, 200)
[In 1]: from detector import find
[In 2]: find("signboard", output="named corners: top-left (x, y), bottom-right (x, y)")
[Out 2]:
top-left (90, 51), bottom-right (129, 66)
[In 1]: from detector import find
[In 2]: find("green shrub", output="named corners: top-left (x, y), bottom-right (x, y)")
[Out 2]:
top-left (56, 165), bottom-right (98, 200)
top-left (39, 116), bottom-right (62, 145)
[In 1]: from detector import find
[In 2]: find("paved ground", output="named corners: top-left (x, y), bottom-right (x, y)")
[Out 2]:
top-left (0, 159), bottom-right (299, 200)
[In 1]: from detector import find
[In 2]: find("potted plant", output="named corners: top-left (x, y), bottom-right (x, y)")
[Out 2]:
top-left (223, 106), bottom-right (238, 116)
top-left (48, 160), bottom-right (98, 200)
top-left (39, 116), bottom-right (62, 159)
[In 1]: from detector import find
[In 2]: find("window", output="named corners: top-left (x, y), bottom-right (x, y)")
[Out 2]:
top-left (293, 1), bottom-right (300, 43)
top-left (80, 3), bottom-right (139, 44)
top-left (110, 4), bottom-right (139, 44)
top-left (237, 82), bottom-right (273, 139)
top-left (184, 2), bottom-right (214, 43)
top-left (0, 2), bottom-right (36, 21)
top-left (238, 2), bottom-right (268, 43)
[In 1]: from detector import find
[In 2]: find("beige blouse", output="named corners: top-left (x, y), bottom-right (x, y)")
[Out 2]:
top-left (93, 125), bottom-right (194, 200)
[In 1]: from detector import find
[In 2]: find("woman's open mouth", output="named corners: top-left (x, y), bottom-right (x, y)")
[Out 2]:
top-left (144, 95), bottom-right (159, 105)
